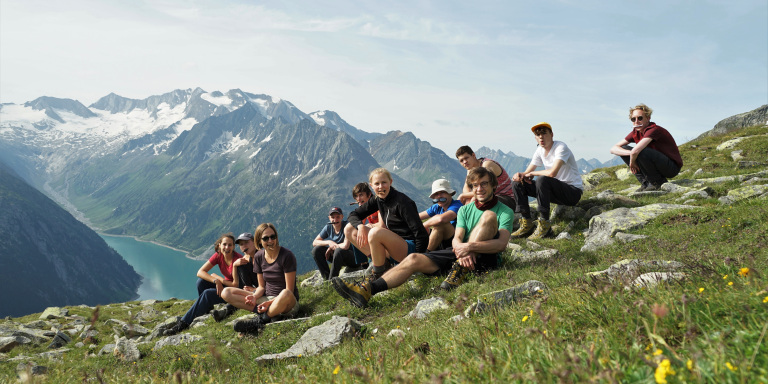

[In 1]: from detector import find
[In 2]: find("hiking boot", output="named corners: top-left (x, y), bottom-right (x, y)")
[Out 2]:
top-left (528, 218), bottom-right (552, 240)
top-left (233, 317), bottom-right (265, 334)
top-left (362, 261), bottom-right (391, 285)
top-left (510, 217), bottom-right (536, 238)
top-left (164, 320), bottom-right (189, 336)
top-left (212, 304), bottom-right (236, 322)
top-left (440, 262), bottom-right (470, 290)
top-left (331, 276), bottom-right (372, 308)
top-left (634, 185), bottom-right (648, 192)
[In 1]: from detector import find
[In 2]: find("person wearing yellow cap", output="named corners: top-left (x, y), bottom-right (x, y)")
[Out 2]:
top-left (509, 122), bottom-right (583, 239)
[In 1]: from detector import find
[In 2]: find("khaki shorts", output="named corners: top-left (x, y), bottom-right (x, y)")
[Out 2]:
top-left (253, 295), bottom-right (299, 318)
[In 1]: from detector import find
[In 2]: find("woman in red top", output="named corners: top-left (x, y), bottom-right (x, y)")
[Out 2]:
top-left (165, 233), bottom-right (242, 335)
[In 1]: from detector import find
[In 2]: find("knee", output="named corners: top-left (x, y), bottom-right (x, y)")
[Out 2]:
top-left (535, 175), bottom-right (551, 187)
top-left (221, 287), bottom-right (234, 301)
top-left (312, 246), bottom-right (326, 256)
top-left (368, 227), bottom-right (386, 241)
top-left (478, 210), bottom-right (498, 227)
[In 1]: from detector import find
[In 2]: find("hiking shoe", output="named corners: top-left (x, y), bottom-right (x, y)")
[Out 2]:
top-left (331, 277), bottom-right (372, 308)
top-left (440, 262), bottom-right (469, 290)
top-left (233, 317), bottom-right (265, 334)
top-left (510, 217), bottom-right (536, 238)
top-left (528, 218), bottom-right (552, 239)
top-left (164, 320), bottom-right (189, 336)
top-left (634, 185), bottom-right (648, 192)
top-left (212, 304), bottom-right (236, 322)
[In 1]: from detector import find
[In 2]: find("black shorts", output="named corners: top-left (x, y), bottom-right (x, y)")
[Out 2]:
top-left (424, 231), bottom-right (501, 275)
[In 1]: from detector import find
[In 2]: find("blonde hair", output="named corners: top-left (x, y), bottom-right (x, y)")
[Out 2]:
top-left (629, 103), bottom-right (653, 120)
top-left (368, 168), bottom-right (393, 183)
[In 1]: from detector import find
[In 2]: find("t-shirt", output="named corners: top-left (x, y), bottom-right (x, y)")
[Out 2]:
top-left (530, 141), bottom-right (583, 190)
top-left (456, 202), bottom-right (515, 241)
top-left (479, 157), bottom-right (514, 198)
top-left (253, 247), bottom-right (299, 301)
top-left (425, 199), bottom-right (463, 226)
top-left (624, 123), bottom-right (683, 168)
top-left (364, 211), bottom-right (379, 226)
top-left (208, 251), bottom-right (243, 281)
top-left (317, 221), bottom-right (348, 244)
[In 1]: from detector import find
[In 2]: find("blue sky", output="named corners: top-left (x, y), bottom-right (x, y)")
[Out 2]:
top-left (2, 0), bottom-right (766, 162)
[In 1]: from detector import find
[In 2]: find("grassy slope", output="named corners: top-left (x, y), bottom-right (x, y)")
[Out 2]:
top-left (2, 125), bottom-right (767, 383)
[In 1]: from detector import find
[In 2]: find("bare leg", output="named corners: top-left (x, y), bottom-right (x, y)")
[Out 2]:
top-left (221, 287), bottom-right (257, 311)
top-left (468, 211), bottom-right (498, 243)
top-left (368, 227), bottom-right (409, 265)
top-left (380, 253), bottom-right (440, 288)
top-left (265, 289), bottom-right (297, 317)
top-left (427, 222), bottom-right (455, 251)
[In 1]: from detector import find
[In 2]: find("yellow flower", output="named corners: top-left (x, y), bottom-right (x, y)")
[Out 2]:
top-left (645, 344), bottom-right (652, 351)
top-left (728, 281), bottom-right (734, 286)
top-left (542, 330), bottom-right (547, 335)
top-left (655, 359), bottom-right (675, 384)
top-left (333, 365), bottom-right (341, 375)
top-left (726, 362), bottom-right (737, 372)
top-left (522, 315), bottom-right (529, 322)
top-left (698, 287), bottom-right (705, 293)
top-left (738, 268), bottom-right (750, 277)
top-left (763, 296), bottom-right (768, 303)
top-left (723, 274), bottom-right (728, 280)
top-left (687, 359), bottom-right (693, 370)
top-left (530, 309), bottom-right (533, 316)
top-left (653, 349), bottom-right (663, 356)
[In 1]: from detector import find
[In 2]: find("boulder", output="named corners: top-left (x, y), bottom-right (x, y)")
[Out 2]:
top-left (630, 272), bottom-right (686, 290)
top-left (613, 232), bottom-right (648, 244)
top-left (22, 320), bottom-right (49, 330)
top-left (0, 336), bottom-right (30, 353)
top-left (140, 299), bottom-right (161, 306)
top-left (300, 270), bottom-right (326, 287)
top-left (98, 344), bottom-right (116, 356)
top-left (16, 362), bottom-right (48, 376)
top-left (550, 205), bottom-right (586, 221)
top-left (387, 329), bottom-right (406, 339)
top-left (114, 336), bottom-right (141, 362)
top-left (716, 137), bottom-right (748, 151)
top-left (152, 333), bottom-right (204, 351)
top-left (506, 243), bottom-right (558, 263)
top-left (120, 323), bottom-right (150, 338)
top-left (586, 259), bottom-right (685, 285)
top-left (39, 307), bottom-right (68, 320)
top-left (465, 280), bottom-right (548, 316)
top-left (615, 168), bottom-right (633, 181)
top-left (692, 168), bottom-right (705, 177)
top-left (254, 316), bottom-right (363, 362)
top-left (731, 150), bottom-right (744, 161)
top-left (718, 184), bottom-right (768, 205)
top-left (697, 105), bottom-right (768, 139)
top-left (581, 204), bottom-right (697, 252)
top-left (47, 331), bottom-right (71, 349)
top-left (408, 297), bottom-right (450, 319)
top-left (11, 327), bottom-right (50, 345)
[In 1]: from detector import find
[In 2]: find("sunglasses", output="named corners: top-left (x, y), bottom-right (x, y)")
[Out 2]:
top-left (431, 197), bottom-right (448, 203)
top-left (261, 234), bottom-right (277, 241)
top-left (630, 116), bottom-right (644, 122)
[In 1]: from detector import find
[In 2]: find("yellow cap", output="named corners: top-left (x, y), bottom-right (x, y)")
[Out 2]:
top-left (531, 122), bottom-right (552, 133)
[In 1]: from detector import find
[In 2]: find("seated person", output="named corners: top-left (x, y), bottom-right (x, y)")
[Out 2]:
top-left (340, 168), bottom-right (428, 284)
top-left (332, 166), bottom-right (513, 307)
top-left (609, 103), bottom-right (683, 191)
top-left (212, 228), bottom-right (264, 322)
top-left (165, 233), bottom-right (243, 335)
top-left (510, 122), bottom-right (583, 239)
top-left (419, 178), bottom-right (462, 252)
top-left (344, 182), bottom-right (380, 261)
top-left (455, 145), bottom-right (516, 209)
top-left (311, 207), bottom-right (366, 280)
top-left (221, 224), bottom-right (300, 335)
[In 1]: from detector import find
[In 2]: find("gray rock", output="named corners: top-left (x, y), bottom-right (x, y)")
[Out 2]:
top-left (630, 272), bottom-right (686, 290)
top-left (731, 150), bottom-right (744, 161)
top-left (678, 187), bottom-right (714, 200)
top-left (467, 280), bottom-right (548, 316)
top-left (506, 243), bottom-right (558, 263)
top-left (387, 329), bottom-right (406, 339)
top-left (39, 307), bottom-right (68, 320)
top-left (736, 161), bottom-right (764, 169)
top-left (22, 320), bottom-right (49, 329)
top-left (300, 270), bottom-right (326, 287)
top-left (114, 336), bottom-right (141, 362)
top-left (613, 232), bottom-right (648, 244)
top-left (121, 323), bottom-right (150, 338)
top-left (255, 316), bottom-right (363, 362)
top-left (582, 171), bottom-right (611, 190)
top-left (551, 205), bottom-right (586, 221)
top-left (697, 105), bottom-right (767, 139)
top-left (450, 315), bottom-right (466, 323)
top-left (47, 331), bottom-right (71, 349)
top-left (137, 306), bottom-right (160, 322)
top-left (555, 232), bottom-right (572, 240)
top-left (693, 168), bottom-right (705, 177)
top-left (140, 299), bottom-right (161, 306)
top-left (615, 168), bottom-right (633, 181)
top-left (586, 259), bottom-right (685, 285)
top-left (526, 241), bottom-right (542, 249)
top-left (38, 348), bottom-right (69, 360)
top-left (696, 175), bottom-right (739, 184)
top-left (148, 317), bottom-right (180, 340)
top-left (12, 327), bottom-right (50, 345)
top-left (718, 184), bottom-right (768, 205)
top-left (581, 204), bottom-right (697, 252)
top-left (153, 333), bottom-right (203, 351)
top-left (79, 325), bottom-right (99, 340)
top-left (628, 189), bottom-right (669, 197)
top-left (660, 183), bottom-right (692, 194)
top-left (98, 344), bottom-right (116, 355)
top-left (0, 336), bottom-right (29, 352)
top-left (408, 297), bottom-right (450, 319)
top-left (585, 205), bottom-right (610, 219)
top-left (716, 137), bottom-right (748, 151)
top-left (743, 177), bottom-right (768, 185)
top-left (16, 362), bottom-right (48, 376)
top-left (191, 314), bottom-right (211, 328)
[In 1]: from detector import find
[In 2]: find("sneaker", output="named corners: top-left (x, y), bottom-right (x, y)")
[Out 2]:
top-left (233, 317), bottom-right (265, 334)
top-left (331, 276), bottom-right (372, 308)
top-left (440, 262), bottom-right (469, 290)
top-left (212, 304), bottom-right (236, 322)
top-left (528, 218), bottom-right (552, 239)
top-left (164, 320), bottom-right (189, 336)
top-left (510, 217), bottom-right (536, 238)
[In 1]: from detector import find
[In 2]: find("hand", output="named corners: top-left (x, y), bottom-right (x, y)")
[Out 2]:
top-left (457, 253), bottom-right (477, 270)
top-left (459, 193), bottom-right (473, 205)
top-left (325, 247), bottom-right (333, 260)
top-left (215, 279), bottom-right (224, 296)
top-left (513, 172), bottom-right (524, 182)
top-left (357, 225), bottom-right (370, 248)
top-left (257, 299), bottom-right (273, 314)
top-left (523, 173), bottom-right (534, 184)
top-left (453, 242), bottom-right (472, 259)
top-left (233, 258), bottom-right (247, 267)
top-left (244, 286), bottom-right (256, 293)
top-left (244, 294), bottom-right (256, 306)
top-left (629, 161), bottom-right (640, 174)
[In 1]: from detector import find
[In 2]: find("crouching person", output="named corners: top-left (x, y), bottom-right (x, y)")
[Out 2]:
top-left (511, 122), bottom-right (583, 239)
top-left (221, 223), bottom-right (299, 335)
top-left (419, 178), bottom-right (463, 252)
top-left (332, 166), bottom-right (513, 307)
top-left (312, 207), bottom-right (366, 280)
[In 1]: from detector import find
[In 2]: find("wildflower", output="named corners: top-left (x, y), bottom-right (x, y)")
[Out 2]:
top-left (522, 315), bottom-right (529, 322)
top-left (333, 365), bottom-right (341, 375)
top-left (651, 303), bottom-right (669, 318)
top-left (698, 288), bottom-right (705, 293)
top-left (687, 359), bottom-right (693, 370)
top-left (654, 359), bottom-right (675, 384)
top-left (763, 296), bottom-right (768, 303)
top-left (728, 281), bottom-right (733, 286)
top-left (654, 349), bottom-right (663, 356)
top-left (529, 310), bottom-right (533, 316)
top-left (738, 268), bottom-right (750, 277)
top-left (723, 274), bottom-right (728, 280)
top-left (726, 362), bottom-right (737, 372)
top-left (645, 344), bottom-right (652, 351)
top-left (542, 330), bottom-right (547, 335)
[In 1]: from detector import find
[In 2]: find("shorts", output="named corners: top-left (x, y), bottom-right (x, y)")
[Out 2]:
top-left (251, 295), bottom-right (300, 318)
top-left (424, 231), bottom-right (501, 275)
top-left (386, 239), bottom-right (418, 265)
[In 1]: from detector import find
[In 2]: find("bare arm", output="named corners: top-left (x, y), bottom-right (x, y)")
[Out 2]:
top-left (512, 164), bottom-right (538, 183)
top-left (527, 159), bottom-right (565, 178)
top-left (459, 174), bottom-right (474, 204)
top-left (610, 139), bottom-right (631, 156)
top-left (196, 261), bottom-right (219, 283)
top-left (422, 210), bottom-right (457, 229)
top-left (482, 160), bottom-right (503, 178)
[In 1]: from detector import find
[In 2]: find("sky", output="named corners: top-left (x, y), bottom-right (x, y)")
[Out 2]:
top-left (1, 0), bottom-right (766, 162)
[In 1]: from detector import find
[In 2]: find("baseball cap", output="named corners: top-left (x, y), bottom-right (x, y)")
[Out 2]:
top-left (530, 122), bottom-right (552, 133)
top-left (329, 207), bottom-right (343, 215)
top-left (235, 233), bottom-right (254, 244)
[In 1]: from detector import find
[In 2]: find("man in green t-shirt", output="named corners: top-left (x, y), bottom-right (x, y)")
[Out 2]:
top-left (332, 167), bottom-right (514, 308)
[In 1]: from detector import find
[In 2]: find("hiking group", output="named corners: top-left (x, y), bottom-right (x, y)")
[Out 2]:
top-left (165, 103), bottom-right (682, 335)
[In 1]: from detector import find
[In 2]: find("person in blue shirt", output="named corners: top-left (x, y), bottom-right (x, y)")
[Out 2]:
top-left (419, 179), bottom-right (463, 252)
top-left (311, 207), bottom-right (366, 280)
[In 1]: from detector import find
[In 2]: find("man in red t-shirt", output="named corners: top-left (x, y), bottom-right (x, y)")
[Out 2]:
top-left (610, 103), bottom-right (683, 192)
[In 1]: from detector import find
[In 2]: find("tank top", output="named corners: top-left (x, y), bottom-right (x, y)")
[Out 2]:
top-left (480, 157), bottom-right (514, 198)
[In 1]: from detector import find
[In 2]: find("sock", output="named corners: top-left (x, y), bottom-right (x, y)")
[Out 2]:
top-left (370, 278), bottom-right (388, 295)
top-left (373, 264), bottom-right (388, 275)
top-left (259, 312), bottom-right (272, 324)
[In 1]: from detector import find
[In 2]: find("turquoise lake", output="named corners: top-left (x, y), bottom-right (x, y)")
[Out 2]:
top-left (100, 234), bottom-right (217, 301)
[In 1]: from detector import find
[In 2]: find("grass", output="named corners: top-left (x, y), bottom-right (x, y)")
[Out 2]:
top-left (3, 125), bottom-right (768, 383)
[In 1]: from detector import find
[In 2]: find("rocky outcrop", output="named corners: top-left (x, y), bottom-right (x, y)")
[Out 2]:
top-left (408, 297), bottom-right (450, 319)
top-left (255, 316), bottom-right (363, 362)
top-left (464, 280), bottom-right (548, 317)
top-left (697, 105), bottom-right (768, 139)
